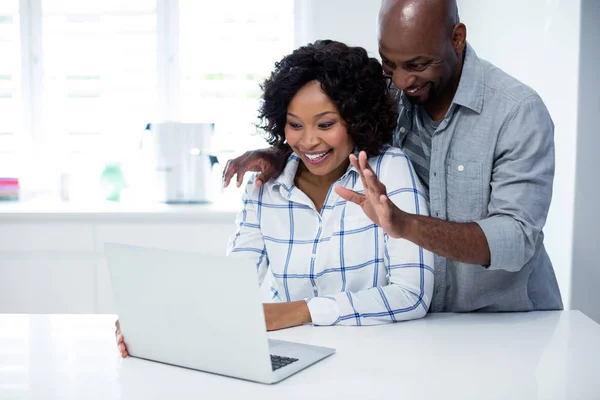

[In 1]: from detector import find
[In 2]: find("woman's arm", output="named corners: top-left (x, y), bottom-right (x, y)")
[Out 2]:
top-left (227, 177), bottom-right (269, 285)
top-left (310, 148), bottom-right (434, 326)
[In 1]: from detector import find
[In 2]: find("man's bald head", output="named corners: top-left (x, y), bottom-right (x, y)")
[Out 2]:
top-left (377, 0), bottom-right (466, 114)
top-left (378, 0), bottom-right (460, 47)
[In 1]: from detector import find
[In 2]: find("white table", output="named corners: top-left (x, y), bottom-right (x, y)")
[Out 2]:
top-left (1, 311), bottom-right (599, 400)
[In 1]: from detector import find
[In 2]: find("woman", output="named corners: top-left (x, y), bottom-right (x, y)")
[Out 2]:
top-left (116, 40), bottom-right (433, 357)
top-left (227, 40), bottom-right (433, 331)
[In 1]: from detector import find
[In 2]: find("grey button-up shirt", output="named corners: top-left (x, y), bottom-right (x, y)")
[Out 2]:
top-left (395, 44), bottom-right (563, 312)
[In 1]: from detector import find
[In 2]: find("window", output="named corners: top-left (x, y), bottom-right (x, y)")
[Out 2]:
top-left (41, 0), bottom-right (159, 171)
top-left (7, 0), bottom-right (296, 202)
top-left (178, 0), bottom-right (294, 154)
top-left (0, 0), bottom-right (22, 177)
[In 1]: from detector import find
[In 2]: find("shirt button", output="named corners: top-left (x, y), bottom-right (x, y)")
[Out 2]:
top-left (457, 165), bottom-right (465, 172)
top-left (311, 254), bottom-right (317, 259)
top-left (399, 127), bottom-right (406, 133)
top-left (433, 172), bottom-right (437, 177)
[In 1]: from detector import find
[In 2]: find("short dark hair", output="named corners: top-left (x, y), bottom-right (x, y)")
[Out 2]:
top-left (258, 40), bottom-right (397, 156)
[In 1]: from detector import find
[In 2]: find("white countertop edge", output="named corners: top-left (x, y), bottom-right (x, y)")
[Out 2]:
top-left (0, 202), bottom-right (241, 223)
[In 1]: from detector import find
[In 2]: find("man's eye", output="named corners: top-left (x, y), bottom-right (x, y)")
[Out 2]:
top-left (383, 59), bottom-right (394, 68)
top-left (409, 63), bottom-right (428, 71)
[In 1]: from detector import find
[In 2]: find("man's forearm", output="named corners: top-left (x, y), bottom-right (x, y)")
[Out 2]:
top-left (402, 214), bottom-right (491, 265)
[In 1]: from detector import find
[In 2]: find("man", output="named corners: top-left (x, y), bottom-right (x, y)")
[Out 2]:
top-left (222, 0), bottom-right (563, 312)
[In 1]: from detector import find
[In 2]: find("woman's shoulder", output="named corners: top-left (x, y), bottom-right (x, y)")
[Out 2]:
top-left (242, 170), bottom-right (289, 203)
top-left (366, 145), bottom-right (411, 174)
top-left (363, 146), bottom-right (425, 200)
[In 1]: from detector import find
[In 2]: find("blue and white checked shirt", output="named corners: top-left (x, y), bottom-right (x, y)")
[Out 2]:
top-left (227, 146), bottom-right (434, 326)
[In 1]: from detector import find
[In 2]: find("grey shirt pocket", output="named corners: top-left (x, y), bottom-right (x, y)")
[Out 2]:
top-left (445, 158), bottom-right (483, 222)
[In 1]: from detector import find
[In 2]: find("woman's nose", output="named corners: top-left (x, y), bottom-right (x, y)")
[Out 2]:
top-left (301, 128), bottom-right (321, 148)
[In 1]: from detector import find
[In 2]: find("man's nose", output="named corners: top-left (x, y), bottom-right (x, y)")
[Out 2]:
top-left (392, 69), bottom-right (417, 91)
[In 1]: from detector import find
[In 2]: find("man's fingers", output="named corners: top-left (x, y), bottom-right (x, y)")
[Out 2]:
top-left (349, 154), bottom-right (370, 191)
top-left (236, 168), bottom-right (246, 188)
top-left (255, 171), bottom-right (270, 188)
top-left (358, 151), bottom-right (377, 179)
top-left (116, 334), bottom-right (124, 344)
top-left (223, 158), bottom-right (242, 188)
top-left (335, 186), bottom-right (365, 205)
top-left (222, 159), bottom-right (235, 188)
top-left (363, 168), bottom-right (387, 197)
top-left (378, 194), bottom-right (394, 220)
top-left (349, 154), bottom-right (360, 171)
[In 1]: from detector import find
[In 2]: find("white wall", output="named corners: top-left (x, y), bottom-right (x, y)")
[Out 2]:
top-left (571, 0), bottom-right (600, 323)
top-left (458, 0), bottom-right (582, 309)
top-left (295, 0), bottom-right (381, 56)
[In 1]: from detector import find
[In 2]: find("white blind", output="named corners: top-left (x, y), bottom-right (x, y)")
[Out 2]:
top-left (41, 0), bottom-right (159, 168)
top-left (178, 0), bottom-right (294, 154)
top-left (0, 0), bottom-right (22, 176)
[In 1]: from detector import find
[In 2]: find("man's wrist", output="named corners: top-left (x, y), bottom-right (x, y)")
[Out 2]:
top-left (393, 209), bottom-right (417, 239)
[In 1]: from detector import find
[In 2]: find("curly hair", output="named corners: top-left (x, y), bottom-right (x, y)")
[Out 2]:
top-left (257, 40), bottom-right (397, 156)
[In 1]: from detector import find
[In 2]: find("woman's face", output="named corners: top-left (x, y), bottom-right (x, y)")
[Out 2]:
top-left (285, 81), bottom-right (354, 177)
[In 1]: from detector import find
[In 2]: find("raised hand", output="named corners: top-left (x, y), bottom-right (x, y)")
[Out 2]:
top-left (334, 151), bottom-right (407, 238)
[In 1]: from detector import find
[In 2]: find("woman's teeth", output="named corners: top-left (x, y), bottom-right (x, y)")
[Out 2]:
top-left (305, 151), bottom-right (329, 161)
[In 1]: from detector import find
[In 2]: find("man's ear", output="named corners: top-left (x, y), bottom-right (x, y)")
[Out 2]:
top-left (452, 23), bottom-right (467, 54)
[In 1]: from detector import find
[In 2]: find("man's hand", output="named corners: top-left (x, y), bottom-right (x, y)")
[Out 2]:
top-left (336, 152), bottom-right (491, 265)
top-left (222, 147), bottom-right (288, 188)
top-left (335, 151), bottom-right (409, 238)
top-left (263, 301), bottom-right (312, 331)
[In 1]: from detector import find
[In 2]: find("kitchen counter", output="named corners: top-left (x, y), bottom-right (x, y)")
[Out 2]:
top-left (0, 200), bottom-right (240, 223)
top-left (0, 200), bottom-right (241, 314)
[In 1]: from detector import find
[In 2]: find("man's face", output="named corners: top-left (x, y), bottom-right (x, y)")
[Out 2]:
top-left (378, 20), bottom-right (460, 105)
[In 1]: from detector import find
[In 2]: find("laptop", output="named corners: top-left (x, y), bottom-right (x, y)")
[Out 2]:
top-left (104, 243), bottom-right (335, 384)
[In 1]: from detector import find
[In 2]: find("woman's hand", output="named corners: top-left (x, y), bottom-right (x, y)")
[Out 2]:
top-left (335, 151), bottom-right (409, 238)
top-left (115, 320), bottom-right (128, 358)
top-left (263, 301), bottom-right (312, 331)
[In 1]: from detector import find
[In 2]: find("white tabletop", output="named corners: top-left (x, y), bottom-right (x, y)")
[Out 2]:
top-left (1, 311), bottom-right (599, 400)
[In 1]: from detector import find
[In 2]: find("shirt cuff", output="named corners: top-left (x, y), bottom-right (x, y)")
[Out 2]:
top-left (306, 297), bottom-right (340, 326)
top-left (476, 216), bottom-right (526, 272)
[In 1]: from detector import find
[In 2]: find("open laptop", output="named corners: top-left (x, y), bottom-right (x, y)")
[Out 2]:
top-left (104, 243), bottom-right (335, 384)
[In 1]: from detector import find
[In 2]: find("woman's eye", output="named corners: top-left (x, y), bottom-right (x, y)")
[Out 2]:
top-left (318, 122), bottom-right (335, 129)
top-left (287, 122), bottom-right (302, 129)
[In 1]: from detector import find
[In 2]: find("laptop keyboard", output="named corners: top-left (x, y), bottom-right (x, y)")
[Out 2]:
top-left (270, 355), bottom-right (299, 371)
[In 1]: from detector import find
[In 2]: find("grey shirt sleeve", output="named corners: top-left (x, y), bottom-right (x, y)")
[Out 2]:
top-left (476, 94), bottom-right (555, 271)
